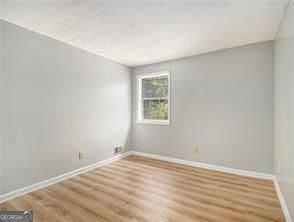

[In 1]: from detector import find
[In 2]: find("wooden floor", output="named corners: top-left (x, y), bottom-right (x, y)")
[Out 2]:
top-left (0, 155), bottom-right (285, 222)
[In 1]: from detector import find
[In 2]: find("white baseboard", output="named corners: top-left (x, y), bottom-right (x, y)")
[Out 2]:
top-left (0, 151), bottom-right (132, 204)
top-left (131, 151), bottom-right (275, 180)
top-left (274, 178), bottom-right (292, 222)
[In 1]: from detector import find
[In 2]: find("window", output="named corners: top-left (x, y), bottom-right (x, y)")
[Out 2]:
top-left (137, 71), bottom-right (170, 125)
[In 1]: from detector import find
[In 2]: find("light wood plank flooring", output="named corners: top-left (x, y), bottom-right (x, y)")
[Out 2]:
top-left (0, 155), bottom-right (285, 222)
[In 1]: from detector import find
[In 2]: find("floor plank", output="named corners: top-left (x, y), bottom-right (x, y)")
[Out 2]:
top-left (0, 155), bottom-right (285, 222)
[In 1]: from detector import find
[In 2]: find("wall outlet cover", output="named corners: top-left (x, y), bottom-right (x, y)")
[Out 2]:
top-left (193, 146), bottom-right (199, 154)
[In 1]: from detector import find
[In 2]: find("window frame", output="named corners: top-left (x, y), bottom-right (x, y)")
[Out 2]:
top-left (136, 71), bottom-right (171, 126)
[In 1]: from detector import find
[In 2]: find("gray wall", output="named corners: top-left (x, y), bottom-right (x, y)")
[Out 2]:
top-left (0, 19), bottom-right (3, 194)
top-left (0, 20), bottom-right (132, 194)
top-left (275, 0), bottom-right (294, 219)
top-left (132, 41), bottom-right (274, 174)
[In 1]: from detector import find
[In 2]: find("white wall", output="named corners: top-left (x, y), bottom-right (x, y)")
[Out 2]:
top-left (132, 41), bottom-right (274, 174)
top-left (0, 20), bottom-right (132, 194)
top-left (275, 0), bottom-right (294, 219)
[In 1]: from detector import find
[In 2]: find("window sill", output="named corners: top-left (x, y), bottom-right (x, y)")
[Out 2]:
top-left (137, 120), bottom-right (170, 126)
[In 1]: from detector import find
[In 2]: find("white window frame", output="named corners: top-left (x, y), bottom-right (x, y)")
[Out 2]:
top-left (137, 71), bottom-right (171, 126)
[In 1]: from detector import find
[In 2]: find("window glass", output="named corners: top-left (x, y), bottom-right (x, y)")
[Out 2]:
top-left (137, 72), bottom-right (170, 125)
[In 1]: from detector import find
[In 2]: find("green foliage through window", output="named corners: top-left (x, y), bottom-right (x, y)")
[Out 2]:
top-left (141, 75), bottom-right (169, 121)
top-left (150, 100), bottom-right (168, 120)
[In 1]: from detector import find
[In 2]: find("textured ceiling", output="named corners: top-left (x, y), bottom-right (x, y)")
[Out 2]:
top-left (0, 0), bottom-right (289, 67)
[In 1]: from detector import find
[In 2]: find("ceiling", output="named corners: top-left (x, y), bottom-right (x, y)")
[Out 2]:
top-left (0, 0), bottom-right (289, 67)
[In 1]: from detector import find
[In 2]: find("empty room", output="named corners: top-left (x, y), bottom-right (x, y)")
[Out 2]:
top-left (0, 0), bottom-right (293, 221)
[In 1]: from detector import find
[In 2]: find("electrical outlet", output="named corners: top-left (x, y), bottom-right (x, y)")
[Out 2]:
top-left (79, 151), bottom-right (84, 160)
top-left (193, 146), bottom-right (199, 154)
